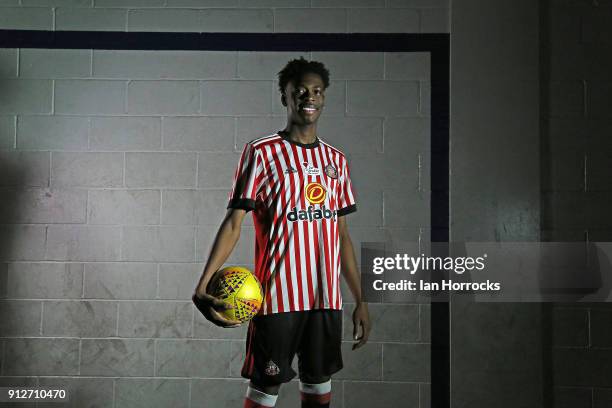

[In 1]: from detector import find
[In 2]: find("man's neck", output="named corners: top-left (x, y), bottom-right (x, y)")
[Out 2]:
top-left (281, 125), bottom-right (318, 145)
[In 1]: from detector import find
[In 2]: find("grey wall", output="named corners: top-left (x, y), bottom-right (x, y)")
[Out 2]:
top-left (542, 0), bottom-right (612, 406)
top-left (451, 1), bottom-right (544, 408)
top-left (0, 1), bottom-right (449, 407)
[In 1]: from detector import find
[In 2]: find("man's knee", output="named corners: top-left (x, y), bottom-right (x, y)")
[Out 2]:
top-left (250, 381), bottom-right (281, 396)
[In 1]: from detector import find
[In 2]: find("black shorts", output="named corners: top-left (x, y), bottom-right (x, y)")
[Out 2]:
top-left (241, 309), bottom-right (343, 386)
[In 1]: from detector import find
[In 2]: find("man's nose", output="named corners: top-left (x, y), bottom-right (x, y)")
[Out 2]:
top-left (303, 90), bottom-right (315, 101)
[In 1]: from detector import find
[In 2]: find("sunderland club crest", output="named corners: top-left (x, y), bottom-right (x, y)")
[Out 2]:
top-left (264, 360), bottom-right (280, 376)
top-left (324, 164), bottom-right (338, 179)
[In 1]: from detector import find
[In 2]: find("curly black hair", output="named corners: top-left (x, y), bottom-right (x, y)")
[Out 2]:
top-left (277, 57), bottom-right (330, 95)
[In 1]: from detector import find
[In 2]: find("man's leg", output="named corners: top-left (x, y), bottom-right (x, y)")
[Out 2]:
top-left (297, 310), bottom-right (343, 407)
top-left (241, 312), bottom-right (307, 407)
top-left (244, 382), bottom-right (280, 408)
top-left (298, 375), bottom-right (331, 408)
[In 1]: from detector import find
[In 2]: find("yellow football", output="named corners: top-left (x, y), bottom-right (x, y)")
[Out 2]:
top-left (211, 266), bottom-right (263, 323)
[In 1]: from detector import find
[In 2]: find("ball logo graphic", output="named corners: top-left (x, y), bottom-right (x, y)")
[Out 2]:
top-left (305, 182), bottom-right (326, 205)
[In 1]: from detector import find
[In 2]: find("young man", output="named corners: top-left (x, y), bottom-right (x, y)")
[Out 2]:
top-left (193, 57), bottom-right (370, 408)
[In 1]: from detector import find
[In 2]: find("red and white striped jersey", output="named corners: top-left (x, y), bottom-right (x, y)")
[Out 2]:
top-left (227, 132), bottom-right (357, 315)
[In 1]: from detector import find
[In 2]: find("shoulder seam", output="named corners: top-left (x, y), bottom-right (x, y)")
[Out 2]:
top-left (249, 133), bottom-right (282, 148)
top-left (319, 138), bottom-right (345, 157)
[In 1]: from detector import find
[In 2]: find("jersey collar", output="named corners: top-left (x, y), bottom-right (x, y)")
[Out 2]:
top-left (277, 130), bottom-right (320, 149)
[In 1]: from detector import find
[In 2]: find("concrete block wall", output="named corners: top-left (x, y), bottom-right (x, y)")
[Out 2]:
top-left (0, 0), bottom-right (450, 33)
top-left (451, 1), bottom-right (544, 407)
top-left (0, 1), bottom-right (449, 407)
top-left (542, 1), bottom-right (612, 406)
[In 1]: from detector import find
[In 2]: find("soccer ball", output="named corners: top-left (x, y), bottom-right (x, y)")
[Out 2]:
top-left (211, 266), bottom-right (263, 323)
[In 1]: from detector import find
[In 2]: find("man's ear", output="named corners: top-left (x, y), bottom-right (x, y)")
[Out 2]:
top-left (280, 93), bottom-right (287, 107)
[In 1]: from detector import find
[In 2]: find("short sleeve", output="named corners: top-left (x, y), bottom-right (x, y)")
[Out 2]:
top-left (337, 157), bottom-right (357, 217)
top-left (227, 143), bottom-right (264, 212)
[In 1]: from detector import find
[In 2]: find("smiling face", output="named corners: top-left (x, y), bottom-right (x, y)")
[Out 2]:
top-left (281, 72), bottom-right (326, 126)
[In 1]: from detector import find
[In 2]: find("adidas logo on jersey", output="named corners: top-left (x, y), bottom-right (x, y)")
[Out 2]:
top-left (287, 205), bottom-right (337, 222)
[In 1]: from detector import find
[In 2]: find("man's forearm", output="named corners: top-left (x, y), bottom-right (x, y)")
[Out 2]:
top-left (195, 209), bottom-right (244, 297)
top-left (339, 231), bottom-right (363, 304)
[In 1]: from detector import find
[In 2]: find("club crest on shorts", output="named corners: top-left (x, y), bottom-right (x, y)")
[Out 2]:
top-left (324, 164), bottom-right (338, 179)
top-left (265, 360), bottom-right (280, 376)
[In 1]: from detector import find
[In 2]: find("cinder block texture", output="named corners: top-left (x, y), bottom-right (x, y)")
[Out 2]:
top-left (347, 81), bottom-right (419, 116)
top-left (88, 189), bottom-right (160, 225)
top-left (4, 338), bottom-right (79, 375)
top-left (343, 304), bottom-right (419, 342)
top-left (0, 151), bottom-right (49, 187)
top-left (42, 300), bottom-right (117, 337)
top-left (383, 343), bottom-right (430, 381)
top-left (336, 342), bottom-right (382, 380)
top-left (190, 379), bottom-right (244, 408)
top-left (552, 307), bottom-right (589, 347)
top-left (200, 9), bottom-right (273, 32)
top-left (80, 339), bottom-right (155, 376)
top-left (198, 152), bottom-right (241, 188)
top-left (125, 152), bottom-right (196, 187)
top-left (348, 9), bottom-right (419, 32)
top-left (54, 80), bottom-right (126, 114)
top-left (0, 300), bottom-right (42, 336)
top-left (0, 263), bottom-right (7, 298)
top-left (0, 189), bottom-right (87, 223)
top-left (161, 189), bottom-right (228, 225)
top-left (385, 52), bottom-right (430, 80)
top-left (0, 115), bottom-right (15, 149)
top-left (0, 80), bottom-right (52, 114)
top-left (115, 378), bottom-right (190, 408)
top-left (344, 382), bottom-right (419, 408)
top-left (117, 301), bottom-right (192, 338)
top-left (84, 262), bottom-right (157, 299)
top-left (46, 225), bottom-right (120, 261)
top-left (18, 116), bottom-right (89, 150)
top-left (90, 117), bottom-right (161, 151)
top-left (155, 339), bottom-right (230, 377)
top-left (23, 0), bottom-right (93, 6)
top-left (55, 7), bottom-right (127, 31)
top-left (19, 49), bottom-right (90, 79)
top-left (0, 225), bottom-right (47, 261)
top-left (238, 52), bottom-right (309, 80)
top-left (0, 49), bottom-right (17, 78)
top-left (162, 117), bottom-right (234, 151)
top-left (201, 81), bottom-right (271, 115)
top-left (0, 7), bottom-right (52, 30)
top-left (128, 9), bottom-right (200, 32)
top-left (274, 9), bottom-right (347, 33)
top-left (158, 263), bottom-right (200, 300)
top-left (127, 81), bottom-right (199, 115)
top-left (96, 0), bottom-right (163, 6)
top-left (121, 226), bottom-right (195, 262)
top-left (311, 52), bottom-right (384, 79)
top-left (7, 263), bottom-right (83, 299)
top-left (94, 50), bottom-right (236, 79)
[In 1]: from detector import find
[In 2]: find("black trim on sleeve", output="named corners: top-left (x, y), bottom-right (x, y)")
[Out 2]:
top-left (227, 198), bottom-right (256, 212)
top-left (337, 204), bottom-right (357, 217)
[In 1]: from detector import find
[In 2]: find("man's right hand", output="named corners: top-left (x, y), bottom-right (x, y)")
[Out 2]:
top-left (192, 292), bottom-right (242, 328)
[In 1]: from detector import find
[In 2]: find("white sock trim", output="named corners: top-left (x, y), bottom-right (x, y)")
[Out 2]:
top-left (299, 379), bottom-right (332, 395)
top-left (246, 386), bottom-right (278, 407)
